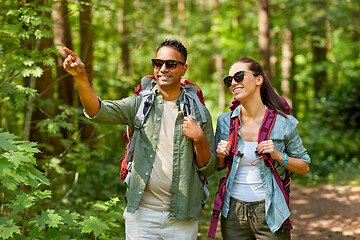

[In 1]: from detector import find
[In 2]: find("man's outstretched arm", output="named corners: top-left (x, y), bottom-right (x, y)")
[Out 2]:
top-left (63, 47), bottom-right (100, 117)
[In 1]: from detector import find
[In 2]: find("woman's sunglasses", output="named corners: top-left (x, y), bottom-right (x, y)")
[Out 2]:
top-left (151, 59), bottom-right (185, 70)
top-left (223, 71), bottom-right (254, 87)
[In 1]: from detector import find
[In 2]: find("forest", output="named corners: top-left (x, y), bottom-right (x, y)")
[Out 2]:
top-left (0, 0), bottom-right (360, 239)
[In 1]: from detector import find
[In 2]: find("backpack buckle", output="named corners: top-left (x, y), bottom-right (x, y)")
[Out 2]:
top-left (212, 210), bottom-right (220, 218)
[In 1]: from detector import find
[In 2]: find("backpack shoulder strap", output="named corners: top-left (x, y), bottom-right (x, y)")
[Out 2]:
top-left (258, 107), bottom-right (293, 232)
top-left (181, 84), bottom-right (207, 123)
top-left (258, 107), bottom-right (277, 144)
top-left (124, 77), bottom-right (156, 163)
top-left (224, 114), bottom-right (241, 167)
top-left (208, 110), bottom-right (242, 239)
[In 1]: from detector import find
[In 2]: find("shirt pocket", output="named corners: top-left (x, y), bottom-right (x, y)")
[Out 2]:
top-left (270, 130), bottom-right (286, 153)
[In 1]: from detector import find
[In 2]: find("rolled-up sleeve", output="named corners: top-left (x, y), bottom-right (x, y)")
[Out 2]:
top-left (84, 96), bottom-right (139, 126)
top-left (285, 117), bottom-right (311, 163)
top-left (195, 106), bottom-right (218, 178)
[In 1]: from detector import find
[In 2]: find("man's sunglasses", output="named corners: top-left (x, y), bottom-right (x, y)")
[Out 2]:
top-left (223, 71), bottom-right (254, 87)
top-left (152, 59), bottom-right (185, 70)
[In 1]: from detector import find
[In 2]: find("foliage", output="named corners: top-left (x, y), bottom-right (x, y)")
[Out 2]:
top-left (0, 129), bottom-right (126, 239)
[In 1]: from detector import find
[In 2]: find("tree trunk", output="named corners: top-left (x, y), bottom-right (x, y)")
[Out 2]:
top-left (118, 0), bottom-right (131, 75)
top-left (281, 29), bottom-right (293, 107)
top-left (52, 0), bottom-right (74, 107)
top-left (310, 0), bottom-right (328, 97)
top-left (258, 0), bottom-right (271, 80)
top-left (28, 0), bottom-right (62, 156)
top-left (352, 0), bottom-right (360, 37)
top-left (178, 0), bottom-right (186, 42)
top-left (165, 0), bottom-right (173, 32)
top-left (79, 0), bottom-right (96, 145)
top-left (212, 0), bottom-right (225, 111)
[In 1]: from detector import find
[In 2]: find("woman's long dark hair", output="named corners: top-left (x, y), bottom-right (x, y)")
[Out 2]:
top-left (233, 58), bottom-right (289, 117)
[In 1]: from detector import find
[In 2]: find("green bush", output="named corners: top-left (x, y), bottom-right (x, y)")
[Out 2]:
top-left (0, 129), bottom-right (126, 240)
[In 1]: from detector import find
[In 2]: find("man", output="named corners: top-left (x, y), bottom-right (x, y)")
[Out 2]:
top-left (63, 39), bottom-right (217, 239)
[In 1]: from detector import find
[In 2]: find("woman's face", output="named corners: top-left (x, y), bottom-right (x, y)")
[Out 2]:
top-left (228, 62), bottom-right (261, 101)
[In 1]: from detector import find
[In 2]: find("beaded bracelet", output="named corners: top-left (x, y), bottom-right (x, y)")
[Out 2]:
top-left (280, 152), bottom-right (288, 166)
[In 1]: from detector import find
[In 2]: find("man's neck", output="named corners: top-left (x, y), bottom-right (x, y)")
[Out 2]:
top-left (157, 86), bottom-right (181, 101)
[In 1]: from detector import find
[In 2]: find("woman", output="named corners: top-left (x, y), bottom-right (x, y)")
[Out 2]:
top-left (215, 58), bottom-right (310, 239)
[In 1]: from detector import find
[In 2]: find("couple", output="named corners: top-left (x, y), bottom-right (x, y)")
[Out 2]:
top-left (63, 39), bottom-right (310, 240)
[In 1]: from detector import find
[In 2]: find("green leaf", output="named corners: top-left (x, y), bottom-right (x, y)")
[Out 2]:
top-left (3, 152), bottom-right (32, 168)
top-left (57, 210), bottom-right (79, 227)
top-left (23, 167), bottom-right (50, 187)
top-left (0, 176), bottom-right (19, 191)
top-left (0, 133), bottom-right (17, 151)
top-left (5, 193), bottom-right (35, 213)
top-left (0, 219), bottom-right (21, 239)
top-left (16, 141), bottom-right (40, 153)
top-left (34, 189), bottom-right (52, 199)
top-left (80, 216), bottom-right (109, 237)
top-left (0, 160), bottom-right (15, 176)
top-left (30, 210), bottom-right (63, 230)
top-left (31, 66), bottom-right (43, 78)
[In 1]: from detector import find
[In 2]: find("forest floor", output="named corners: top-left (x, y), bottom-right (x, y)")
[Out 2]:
top-left (199, 183), bottom-right (360, 240)
top-left (290, 184), bottom-right (360, 240)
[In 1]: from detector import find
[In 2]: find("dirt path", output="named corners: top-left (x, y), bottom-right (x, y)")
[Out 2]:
top-left (290, 184), bottom-right (360, 240)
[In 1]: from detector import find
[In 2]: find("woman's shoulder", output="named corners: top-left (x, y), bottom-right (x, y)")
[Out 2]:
top-left (274, 113), bottom-right (300, 133)
top-left (276, 113), bottom-right (298, 124)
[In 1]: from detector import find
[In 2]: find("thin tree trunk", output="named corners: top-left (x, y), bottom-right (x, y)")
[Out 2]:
top-left (118, 0), bottom-right (131, 75)
top-left (79, 0), bottom-right (96, 145)
top-left (352, 0), bottom-right (360, 37)
top-left (281, 29), bottom-right (293, 107)
top-left (165, 0), bottom-right (173, 32)
top-left (258, 0), bottom-right (271, 80)
top-left (23, 75), bottom-right (36, 141)
top-left (52, 0), bottom-right (74, 107)
top-left (212, 0), bottom-right (225, 111)
top-left (311, 0), bottom-right (328, 97)
top-left (133, 0), bottom-right (143, 37)
top-left (178, 0), bottom-right (186, 42)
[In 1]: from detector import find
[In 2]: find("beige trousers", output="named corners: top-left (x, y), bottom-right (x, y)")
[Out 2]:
top-left (123, 206), bottom-right (198, 240)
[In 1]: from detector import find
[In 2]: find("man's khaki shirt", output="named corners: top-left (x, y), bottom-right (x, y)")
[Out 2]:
top-left (85, 87), bottom-right (217, 221)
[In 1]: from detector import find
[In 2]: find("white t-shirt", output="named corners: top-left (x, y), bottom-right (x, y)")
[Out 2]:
top-left (230, 141), bottom-right (266, 202)
top-left (139, 100), bottom-right (178, 211)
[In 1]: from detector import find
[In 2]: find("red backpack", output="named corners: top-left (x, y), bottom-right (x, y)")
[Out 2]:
top-left (118, 75), bottom-right (209, 208)
top-left (208, 97), bottom-right (292, 238)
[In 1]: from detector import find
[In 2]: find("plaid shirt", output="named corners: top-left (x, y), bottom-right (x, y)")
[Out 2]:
top-left (85, 87), bottom-right (217, 221)
top-left (215, 105), bottom-right (311, 232)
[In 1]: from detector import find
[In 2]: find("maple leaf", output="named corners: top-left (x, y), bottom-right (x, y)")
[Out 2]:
top-left (80, 216), bottom-right (109, 237)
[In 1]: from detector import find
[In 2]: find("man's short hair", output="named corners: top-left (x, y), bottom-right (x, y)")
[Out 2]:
top-left (156, 39), bottom-right (187, 62)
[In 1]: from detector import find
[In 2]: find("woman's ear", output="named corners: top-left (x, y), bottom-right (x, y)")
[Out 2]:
top-left (256, 75), bottom-right (263, 85)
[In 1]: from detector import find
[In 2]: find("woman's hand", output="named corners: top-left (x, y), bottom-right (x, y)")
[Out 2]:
top-left (216, 140), bottom-right (231, 168)
top-left (256, 140), bottom-right (284, 163)
top-left (216, 140), bottom-right (231, 160)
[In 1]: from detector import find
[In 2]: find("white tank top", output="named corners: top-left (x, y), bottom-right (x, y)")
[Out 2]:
top-left (230, 141), bottom-right (266, 202)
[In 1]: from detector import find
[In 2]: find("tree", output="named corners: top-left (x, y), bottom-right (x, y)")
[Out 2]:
top-left (52, 0), bottom-right (74, 108)
top-left (79, 0), bottom-right (96, 145)
top-left (258, 0), bottom-right (271, 80)
top-left (310, 0), bottom-right (328, 97)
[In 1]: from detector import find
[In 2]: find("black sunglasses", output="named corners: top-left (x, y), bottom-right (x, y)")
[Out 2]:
top-left (152, 59), bottom-right (185, 70)
top-left (223, 71), bottom-right (254, 87)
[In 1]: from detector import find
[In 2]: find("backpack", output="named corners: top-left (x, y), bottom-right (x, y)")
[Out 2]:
top-left (208, 97), bottom-right (292, 239)
top-left (118, 75), bottom-right (210, 209)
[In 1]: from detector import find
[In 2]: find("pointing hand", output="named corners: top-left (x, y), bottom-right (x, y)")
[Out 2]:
top-left (63, 47), bottom-right (85, 77)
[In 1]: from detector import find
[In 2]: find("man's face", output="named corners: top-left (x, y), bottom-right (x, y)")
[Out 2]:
top-left (153, 46), bottom-right (188, 91)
